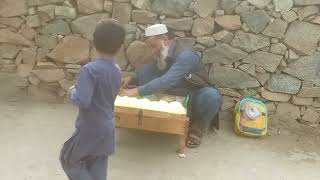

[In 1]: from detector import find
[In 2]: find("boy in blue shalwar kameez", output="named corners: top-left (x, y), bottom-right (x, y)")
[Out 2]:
top-left (60, 20), bottom-right (125, 180)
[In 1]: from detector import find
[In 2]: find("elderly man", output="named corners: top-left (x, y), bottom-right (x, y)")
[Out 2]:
top-left (121, 24), bottom-right (222, 148)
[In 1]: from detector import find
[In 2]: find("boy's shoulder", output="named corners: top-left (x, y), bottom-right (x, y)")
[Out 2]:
top-left (83, 59), bottom-right (120, 74)
top-left (83, 59), bottom-right (105, 70)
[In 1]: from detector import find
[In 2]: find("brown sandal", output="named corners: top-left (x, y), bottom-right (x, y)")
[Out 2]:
top-left (186, 130), bottom-right (203, 148)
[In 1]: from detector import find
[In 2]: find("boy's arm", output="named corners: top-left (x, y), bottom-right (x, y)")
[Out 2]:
top-left (69, 66), bottom-right (95, 108)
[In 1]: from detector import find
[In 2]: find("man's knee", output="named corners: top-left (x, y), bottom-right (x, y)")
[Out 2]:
top-left (199, 87), bottom-right (222, 107)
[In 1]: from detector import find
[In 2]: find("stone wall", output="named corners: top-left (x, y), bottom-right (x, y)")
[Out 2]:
top-left (0, 0), bottom-right (320, 130)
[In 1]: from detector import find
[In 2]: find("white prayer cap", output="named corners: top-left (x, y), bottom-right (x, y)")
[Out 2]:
top-left (145, 24), bottom-right (168, 37)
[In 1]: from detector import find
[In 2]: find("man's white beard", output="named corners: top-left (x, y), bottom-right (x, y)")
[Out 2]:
top-left (156, 44), bottom-right (169, 71)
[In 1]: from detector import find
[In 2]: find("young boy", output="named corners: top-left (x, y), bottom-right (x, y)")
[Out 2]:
top-left (60, 19), bottom-right (125, 180)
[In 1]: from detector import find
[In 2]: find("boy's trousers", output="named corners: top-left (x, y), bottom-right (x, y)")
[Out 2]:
top-left (60, 154), bottom-right (108, 180)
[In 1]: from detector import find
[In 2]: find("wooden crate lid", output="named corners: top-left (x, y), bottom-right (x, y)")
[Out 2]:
top-left (115, 105), bottom-right (187, 120)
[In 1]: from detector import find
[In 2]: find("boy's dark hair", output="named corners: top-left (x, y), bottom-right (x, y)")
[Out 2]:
top-left (93, 19), bottom-right (125, 55)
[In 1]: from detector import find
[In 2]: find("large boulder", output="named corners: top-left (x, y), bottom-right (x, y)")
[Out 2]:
top-left (243, 51), bottom-right (282, 72)
top-left (175, 37), bottom-right (196, 54)
top-left (302, 108), bottom-right (320, 123)
top-left (36, 48), bottom-right (50, 62)
top-left (193, 0), bottom-right (219, 18)
top-left (32, 69), bottom-right (65, 83)
top-left (281, 11), bottom-right (298, 23)
top-left (54, 6), bottom-right (77, 19)
top-left (40, 20), bottom-right (71, 35)
top-left (219, 88), bottom-right (241, 98)
top-left (132, 10), bottom-right (158, 24)
top-left (256, 72), bottom-right (270, 85)
top-left (27, 85), bottom-right (57, 100)
top-left (35, 35), bottom-right (58, 50)
top-left (112, 2), bottom-right (131, 24)
top-left (163, 18), bottom-right (193, 31)
top-left (126, 41), bottom-right (153, 69)
top-left (202, 43), bottom-right (248, 65)
top-left (213, 30), bottom-right (234, 43)
top-left (262, 89), bottom-right (291, 102)
top-left (274, 103), bottom-right (301, 123)
top-left (262, 19), bottom-right (288, 39)
top-left (151, 0), bottom-right (191, 18)
top-left (294, 0), bottom-right (320, 5)
top-left (266, 74), bottom-right (301, 94)
top-left (0, 0), bottom-right (27, 17)
top-left (297, 5), bottom-right (319, 20)
top-left (297, 87), bottom-right (320, 98)
top-left (71, 13), bottom-right (110, 40)
top-left (59, 79), bottom-right (76, 91)
top-left (311, 16), bottom-right (320, 25)
top-left (196, 37), bottom-right (215, 47)
top-left (76, 0), bottom-right (104, 14)
top-left (104, 1), bottom-right (113, 13)
top-left (38, 5), bottom-right (56, 21)
top-left (231, 31), bottom-right (270, 53)
top-left (17, 64), bottom-right (33, 78)
top-left (0, 29), bottom-right (32, 46)
top-left (48, 35), bottom-right (90, 64)
top-left (21, 48), bottom-right (37, 66)
top-left (27, 0), bottom-right (65, 6)
top-left (221, 0), bottom-right (240, 15)
top-left (235, 1), bottom-right (250, 14)
top-left (292, 96), bottom-right (313, 106)
top-left (240, 10), bottom-right (269, 34)
top-left (0, 44), bottom-right (20, 59)
top-left (209, 66), bottom-right (260, 89)
top-left (284, 21), bottom-right (320, 55)
top-left (215, 15), bottom-right (241, 30)
top-left (123, 23), bottom-right (137, 34)
top-left (238, 63), bottom-right (255, 76)
top-left (20, 24), bottom-right (38, 41)
top-left (247, 0), bottom-right (272, 9)
top-left (274, 0), bottom-right (293, 12)
top-left (131, 0), bottom-right (151, 9)
top-left (35, 61), bottom-right (58, 69)
top-left (0, 17), bottom-right (24, 29)
top-left (221, 96), bottom-right (236, 111)
top-left (191, 17), bottom-right (214, 37)
top-left (123, 33), bottom-right (135, 48)
top-left (270, 43), bottom-right (287, 55)
top-left (26, 15), bottom-right (42, 28)
top-left (283, 52), bottom-right (320, 86)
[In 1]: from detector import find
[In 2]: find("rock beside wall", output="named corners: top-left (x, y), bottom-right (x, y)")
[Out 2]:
top-left (0, 0), bottom-right (319, 129)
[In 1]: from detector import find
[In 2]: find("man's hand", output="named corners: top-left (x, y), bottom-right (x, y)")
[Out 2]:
top-left (121, 76), bottom-right (133, 89)
top-left (120, 88), bottom-right (139, 97)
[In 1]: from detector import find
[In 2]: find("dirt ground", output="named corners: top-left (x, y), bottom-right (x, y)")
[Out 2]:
top-left (1, 72), bottom-right (320, 180)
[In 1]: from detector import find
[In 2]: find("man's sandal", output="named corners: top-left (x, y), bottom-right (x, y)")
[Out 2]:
top-left (186, 130), bottom-right (203, 148)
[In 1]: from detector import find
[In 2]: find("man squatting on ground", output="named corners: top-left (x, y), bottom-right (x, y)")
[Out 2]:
top-left (122, 24), bottom-right (222, 148)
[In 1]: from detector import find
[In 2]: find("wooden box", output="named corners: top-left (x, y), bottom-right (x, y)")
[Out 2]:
top-left (114, 105), bottom-right (189, 155)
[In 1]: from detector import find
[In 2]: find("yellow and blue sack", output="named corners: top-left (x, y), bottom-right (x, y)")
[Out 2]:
top-left (234, 97), bottom-right (268, 137)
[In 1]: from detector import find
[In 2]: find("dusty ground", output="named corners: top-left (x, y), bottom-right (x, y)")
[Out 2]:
top-left (0, 72), bottom-right (320, 180)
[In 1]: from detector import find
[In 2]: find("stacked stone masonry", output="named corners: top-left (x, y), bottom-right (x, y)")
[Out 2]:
top-left (0, 0), bottom-right (319, 129)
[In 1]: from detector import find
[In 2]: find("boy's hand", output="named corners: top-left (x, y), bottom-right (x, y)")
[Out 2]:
top-left (68, 85), bottom-right (75, 97)
top-left (121, 88), bottom-right (139, 97)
